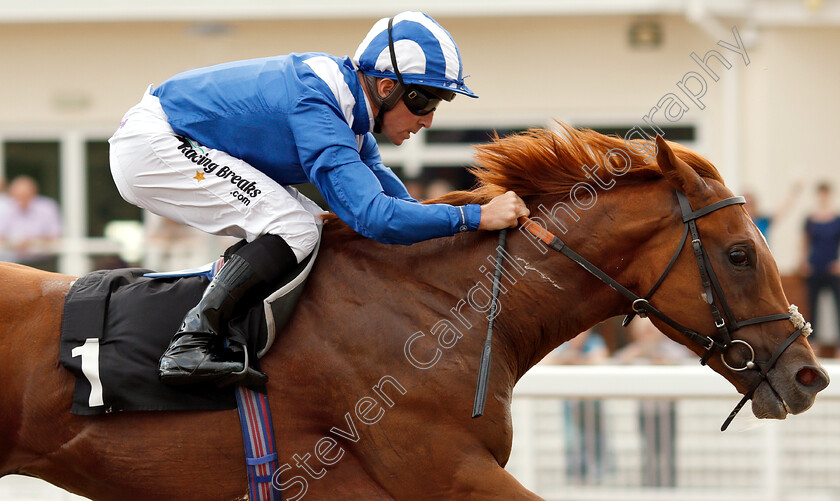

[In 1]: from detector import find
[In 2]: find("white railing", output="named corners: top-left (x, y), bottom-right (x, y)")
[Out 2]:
top-left (507, 362), bottom-right (840, 501)
top-left (0, 237), bottom-right (123, 276)
top-left (56, 237), bottom-right (124, 276)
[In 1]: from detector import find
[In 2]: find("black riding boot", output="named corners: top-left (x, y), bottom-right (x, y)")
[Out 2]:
top-left (158, 253), bottom-right (261, 384)
top-left (158, 234), bottom-right (299, 386)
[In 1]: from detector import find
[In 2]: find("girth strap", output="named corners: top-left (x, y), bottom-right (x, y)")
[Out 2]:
top-left (235, 386), bottom-right (283, 500)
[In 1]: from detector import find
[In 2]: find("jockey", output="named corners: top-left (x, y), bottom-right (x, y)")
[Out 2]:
top-left (108, 11), bottom-right (529, 386)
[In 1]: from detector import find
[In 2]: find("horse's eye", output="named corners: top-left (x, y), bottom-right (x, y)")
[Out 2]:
top-left (729, 249), bottom-right (749, 266)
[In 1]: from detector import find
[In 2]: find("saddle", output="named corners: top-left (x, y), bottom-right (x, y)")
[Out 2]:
top-left (59, 237), bottom-right (321, 415)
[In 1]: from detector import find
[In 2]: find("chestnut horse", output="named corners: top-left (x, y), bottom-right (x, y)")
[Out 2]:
top-left (0, 126), bottom-right (829, 500)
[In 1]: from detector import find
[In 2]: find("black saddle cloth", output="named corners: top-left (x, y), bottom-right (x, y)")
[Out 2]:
top-left (59, 268), bottom-right (268, 415)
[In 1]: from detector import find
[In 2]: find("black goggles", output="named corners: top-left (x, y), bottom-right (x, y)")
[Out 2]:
top-left (402, 86), bottom-right (442, 116)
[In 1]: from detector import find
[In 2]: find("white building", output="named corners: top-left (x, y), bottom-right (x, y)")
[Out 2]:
top-left (1, 0), bottom-right (838, 274)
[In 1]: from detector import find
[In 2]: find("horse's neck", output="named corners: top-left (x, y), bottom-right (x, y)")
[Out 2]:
top-left (489, 189), bottom-right (668, 379)
top-left (317, 214), bottom-right (633, 384)
top-left (488, 231), bottom-right (628, 380)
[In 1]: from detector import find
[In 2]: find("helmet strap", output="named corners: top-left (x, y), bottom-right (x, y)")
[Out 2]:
top-left (373, 106), bottom-right (387, 135)
top-left (362, 73), bottom-right (404, 134)
top-left (370, 16), bottom-right (407, 134)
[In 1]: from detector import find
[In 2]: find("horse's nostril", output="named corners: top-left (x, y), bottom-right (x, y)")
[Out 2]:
top-left (796, 367), bottom-right (823, 387)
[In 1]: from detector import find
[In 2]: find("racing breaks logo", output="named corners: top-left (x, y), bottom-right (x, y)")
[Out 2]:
top-left (175, 135), bottom-right (262, 206)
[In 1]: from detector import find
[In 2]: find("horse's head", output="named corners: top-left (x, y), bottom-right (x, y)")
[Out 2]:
top-left (639, 135), bottom-right (828, 424)
top-left (469, 124), bottom-right (828, 426)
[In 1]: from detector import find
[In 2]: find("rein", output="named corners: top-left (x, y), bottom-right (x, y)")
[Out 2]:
top-left (472, 230), bottom-right (508, 418)
top-left (474, 190), bottom-right (806, 431)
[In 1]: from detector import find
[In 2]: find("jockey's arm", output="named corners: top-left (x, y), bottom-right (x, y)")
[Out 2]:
top-left (359, 133), bottom-right (418, 203)
top-left (478, 191), bottom-right (530, 230)
top-left (294, 102), bottom-right (525, 242)
top-left (310, 158), bottom-right (480, 244)
top-left (352, 130), bottom-right (529, 232)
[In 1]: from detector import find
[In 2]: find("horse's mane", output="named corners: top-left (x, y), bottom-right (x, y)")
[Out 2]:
top-left (323, 122), bottom-right (724, 240)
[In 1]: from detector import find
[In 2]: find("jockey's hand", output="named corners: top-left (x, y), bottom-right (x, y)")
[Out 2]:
top-left (478, 191), bottom-right (530, 230)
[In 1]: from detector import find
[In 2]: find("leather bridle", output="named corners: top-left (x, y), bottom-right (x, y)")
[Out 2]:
top-left (519, 191), bottom-right (807, 431)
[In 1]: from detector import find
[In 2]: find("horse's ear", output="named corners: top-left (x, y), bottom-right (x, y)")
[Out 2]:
top-left (655, 135), bottom-right (710, 199)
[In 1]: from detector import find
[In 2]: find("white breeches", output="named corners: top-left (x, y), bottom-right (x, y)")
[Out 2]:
top-left (108, 87), bottom-right (323, 263)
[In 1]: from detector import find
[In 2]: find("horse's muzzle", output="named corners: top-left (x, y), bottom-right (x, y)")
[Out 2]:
top-left (753, 363), bottom-right (829, 419)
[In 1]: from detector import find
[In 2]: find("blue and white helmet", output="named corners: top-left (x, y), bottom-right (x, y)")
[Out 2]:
top-left (353, 11), bottom-right (477, 98)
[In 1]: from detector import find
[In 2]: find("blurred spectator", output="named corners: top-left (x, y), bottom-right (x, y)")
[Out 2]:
top-left (425, 179), bottom-right (455, 200)
top-left (613, 318), bottom-right (692, 487)
top-left (403, 179), bottom-right (425, 201)
top-left (743, 181), bottom-right (802, 242)
top-left (799, 181), bottom-right (840, 358)
top-left (0, 175), bottom-right (62, 268)
top-left (0, 177), bottom-right (10, 216)
top-left (543, 328), bottom-right (611, 484)
top-left (144, 212), bottom-right (237, 272)
top-left (545, 327), bottom-right (609, 365)
top-left (613, 317), bottom-right (693, 365)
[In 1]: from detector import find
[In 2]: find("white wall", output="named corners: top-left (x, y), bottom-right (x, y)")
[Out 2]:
top-left (0, 11), bottom-right (837, 270)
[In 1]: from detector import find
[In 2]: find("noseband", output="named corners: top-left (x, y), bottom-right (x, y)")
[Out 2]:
top-left (519, 191), bottom-right (807, 431)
